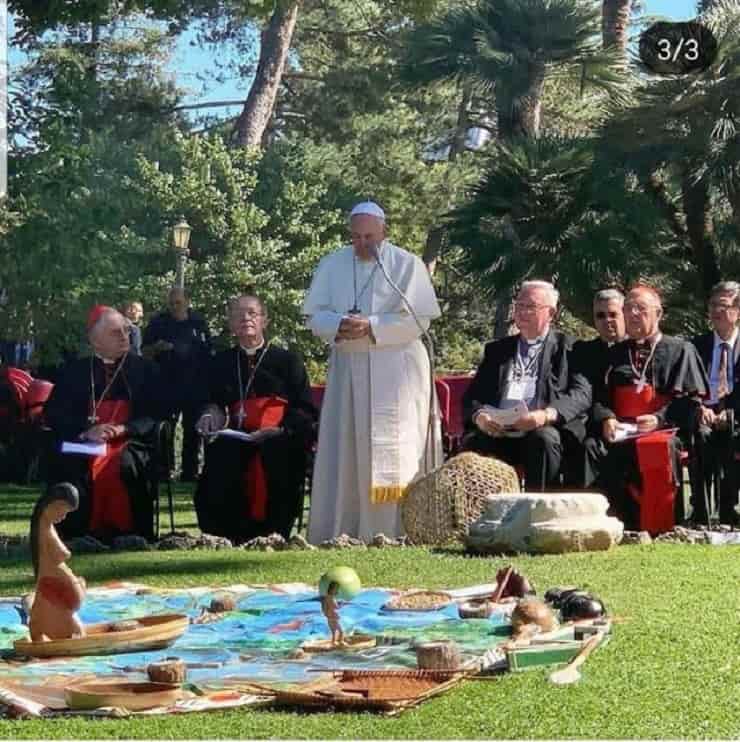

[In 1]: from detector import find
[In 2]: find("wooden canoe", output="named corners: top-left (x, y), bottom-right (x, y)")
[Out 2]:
top-left (301, 634), bottom-right (376, 653)
top-left (64, 681), bottom-right (183, 711)
top-left (14, 614), bottom-right (189, 658)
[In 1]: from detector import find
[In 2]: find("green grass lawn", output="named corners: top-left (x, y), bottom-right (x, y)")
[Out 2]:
top-left (0, 485), bottom-right (738, 739)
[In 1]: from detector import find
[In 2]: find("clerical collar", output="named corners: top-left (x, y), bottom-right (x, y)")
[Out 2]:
top-left (519, 331), bottom-right (548, 347)
top-left (713, 328), bottom-right (738, 347)
top-left (94, 353), bottom-right (119, 366)
top-left (240, 341), bottom-right (265, 357)
top-left (632, 331), bottom-right (661, 348)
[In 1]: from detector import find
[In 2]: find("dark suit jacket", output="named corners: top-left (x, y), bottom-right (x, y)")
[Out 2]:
top-left (691, 330), bottom-right (740, 414)
top-left (462, 330), bottom-right (591, 435)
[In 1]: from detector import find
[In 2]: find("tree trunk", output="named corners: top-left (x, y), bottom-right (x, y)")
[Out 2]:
top-left (682, 175), bottom-right (721, 299)
top-left (233, 1), bottom-right (300, 149)
top-left (493, 290), bottom-right (514, 339)
top-left (499, 60), bottom-right (546, 139)
top-left (602, 0), bottom-right (631, 54)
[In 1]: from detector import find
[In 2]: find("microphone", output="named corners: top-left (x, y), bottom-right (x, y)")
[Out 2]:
top-left (370, 241), bottom-right (442, 470)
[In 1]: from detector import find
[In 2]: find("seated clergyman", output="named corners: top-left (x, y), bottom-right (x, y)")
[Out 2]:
top-left (462, 280), bottom-right (591, 491)
top-left (44, 306), bottom-right (165, 541)
top-left (194, 294), bottom-right (317, 544)
top-left (592, 286), bottom-right (708, 532)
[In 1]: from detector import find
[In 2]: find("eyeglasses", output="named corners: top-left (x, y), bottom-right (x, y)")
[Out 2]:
top-left (514, 302), bottom-right (549, 314)
top-left (624, 302), bottom-right (656, 315)
top-left (595, 311), bottom-right (620, 320)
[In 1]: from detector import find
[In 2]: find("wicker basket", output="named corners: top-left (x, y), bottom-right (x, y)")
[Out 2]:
top-left (271, 669), bottom-right (464, 713)
top-left (401, 452), bottom-right (520, 545)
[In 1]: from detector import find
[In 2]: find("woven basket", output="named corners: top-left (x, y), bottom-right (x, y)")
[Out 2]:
top-left (401, 452), bottom-right (520, 545)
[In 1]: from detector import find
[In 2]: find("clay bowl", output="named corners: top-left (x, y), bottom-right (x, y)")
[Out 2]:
top-left (457, 600), bottom-right (494, 619)
top-left (64, 681), bottom-right (183, 711)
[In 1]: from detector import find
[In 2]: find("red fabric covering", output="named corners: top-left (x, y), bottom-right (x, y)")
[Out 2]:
top-left (442, 375), bottom-right (474, 440)
top-left (229, 396), bottom-right (288, 522)
top-left (4, 367), bottom-right (33, 408)
top-left (89, 400), bottom-right (133, 534)
top-left (25, 379), bottom-right (53, 423)
top-left (612, 384), bottom-right (676, 534)
top-left (434, 379), bottom-right (451, 432)
top-left (37, 575), bottom-right (83, 611)
top-left (87, 304), bottom-right (113, 330)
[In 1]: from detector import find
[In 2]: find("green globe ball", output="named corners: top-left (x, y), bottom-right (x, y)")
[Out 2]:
top-left (318, 566), bottom-right (362, 600)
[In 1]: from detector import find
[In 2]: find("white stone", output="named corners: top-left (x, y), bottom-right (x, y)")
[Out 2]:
top-left (466, 492), bottom-right (623, 554)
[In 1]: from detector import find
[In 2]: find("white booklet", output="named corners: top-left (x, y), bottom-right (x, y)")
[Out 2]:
top-left (479, 401), bottom-right (529, 427)
top-left (61, 441), bottom-right (108, 457)
top-left (613, 422), bottom-right (639, 442)
top-left (212, 428), bottom-right (281, 444)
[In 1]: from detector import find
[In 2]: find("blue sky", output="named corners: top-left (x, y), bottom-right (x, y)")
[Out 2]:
top-left (9, 0), bottom-right (700, 122)
top-left (170, 0), bottom-right (700, 120)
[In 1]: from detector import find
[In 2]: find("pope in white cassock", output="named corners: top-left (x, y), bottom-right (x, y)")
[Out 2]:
top-left (303, 202), bottom-right (442, 543)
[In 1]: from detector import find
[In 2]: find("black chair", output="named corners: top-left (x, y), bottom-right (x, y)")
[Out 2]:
top-left (151, 420), bottom-right (176, 539)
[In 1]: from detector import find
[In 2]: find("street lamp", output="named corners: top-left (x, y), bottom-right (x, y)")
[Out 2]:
top-left (172, 217), bottom-right (192, 289)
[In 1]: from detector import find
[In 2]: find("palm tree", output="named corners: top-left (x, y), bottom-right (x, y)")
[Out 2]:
top-left (602, 0), bottom-right (632, 54)
top-left (445, 137), bottom-right (673, 323)
top-left (402, 0), bottom-right (626, 139)
top-left (600, 0), bottom-right (740, 301)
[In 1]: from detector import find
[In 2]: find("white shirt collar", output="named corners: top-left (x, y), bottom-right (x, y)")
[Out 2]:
top-left (713, 327), bottom-right (738, 348)
top-left (240, 340), bottom-right (265, 357)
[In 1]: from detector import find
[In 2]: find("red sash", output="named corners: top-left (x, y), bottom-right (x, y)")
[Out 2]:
top-left (89, 400), bottom-right (133, 534)
top-left (228, 397), bottom-right (287, 522)
top-left (612, 384), bottom-right (675, 534)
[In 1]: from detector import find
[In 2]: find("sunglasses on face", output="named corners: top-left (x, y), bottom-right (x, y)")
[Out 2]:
top-left (595, 312), bottom-right (620, 320)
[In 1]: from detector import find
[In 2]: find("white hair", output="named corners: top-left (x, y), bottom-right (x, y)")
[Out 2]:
top-left (520, 280), bottom-right (559, 308)
top-left (593, 289), bottom-right (624, 306)
top-left (710, 281), bottom-right (740, 306)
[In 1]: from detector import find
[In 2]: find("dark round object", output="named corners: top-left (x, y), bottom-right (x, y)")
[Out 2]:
top-left (560, 592), bottom-right (605, 622)
top-left (639, 21), bottom-right (718, 75)
top-left (544, 586), bottom-right (579, 608)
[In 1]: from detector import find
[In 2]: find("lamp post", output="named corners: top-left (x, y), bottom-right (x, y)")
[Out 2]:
top-left (172, 217), bottom-right (192, 290)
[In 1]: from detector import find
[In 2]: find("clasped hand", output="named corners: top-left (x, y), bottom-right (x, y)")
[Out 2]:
top-left (602, 414), bottom-right (658, 442)
top-left (81, 423), bottom-right (126, 442)
top-left (335, 315), bottom-right (371, 342)
top-left (196, 408), bottom-right (227, 437)
top-left (476, 409), bottom-right (548, 437)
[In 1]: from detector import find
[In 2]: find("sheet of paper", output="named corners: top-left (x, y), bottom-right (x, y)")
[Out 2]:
top-left (613, 423), bottom-right (639, 442)
top-left (480, 401), bottom-right (528, 427)
top-left (61, 441), bottom-right (108, 457)
top-left (212, 428), bottom-right (282, 444)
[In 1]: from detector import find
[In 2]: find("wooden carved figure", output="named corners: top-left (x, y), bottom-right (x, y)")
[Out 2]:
top-left (320, 582), bottom-right (345, 646)
top-left (28, 484), bottom-right (87, 641)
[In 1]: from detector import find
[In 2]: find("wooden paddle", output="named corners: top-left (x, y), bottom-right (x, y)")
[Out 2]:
top-left (548, 631), bottom-right (604, 685)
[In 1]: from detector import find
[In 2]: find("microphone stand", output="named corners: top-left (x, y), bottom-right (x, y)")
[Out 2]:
top-left (370, 242), bottom-right (442, 471)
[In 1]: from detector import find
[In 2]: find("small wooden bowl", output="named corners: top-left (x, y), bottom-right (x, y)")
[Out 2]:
top-left (458, 600), bottom-right (494, 619)
top-left (147, 659), bottom-right (187, 684)
top-left (64, 681), bottom-right (183, 711)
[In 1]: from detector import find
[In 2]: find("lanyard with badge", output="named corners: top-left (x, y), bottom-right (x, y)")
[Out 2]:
top-left (508, 341), bottom-right (542, 401)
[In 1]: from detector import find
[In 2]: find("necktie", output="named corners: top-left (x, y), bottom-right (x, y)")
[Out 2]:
top-left (717, 342), bottom-right (730, 400)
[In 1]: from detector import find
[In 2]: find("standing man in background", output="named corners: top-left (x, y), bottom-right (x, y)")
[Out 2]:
top-left (122, 300), bottom-right (144, 356)
top-left (143, 288), bottom-right (211, 481)
top-left (303, 201), bottom-right (441, 544)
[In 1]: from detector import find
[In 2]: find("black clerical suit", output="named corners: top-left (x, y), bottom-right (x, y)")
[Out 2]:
top-left (44, 354), bottom-right (165, 541)
top-left (462, 330), bottom-right (591, 490)
top-left (143, 309), bottom-right (211, 480)
top-left (592, 335), bottom-right (708, 532)
top-left (690, 331), bottom-right (740, 524)
top-left (568, 336), bottom-right (615, 488)
top-left (194, 344), bottom-right (317, 544)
